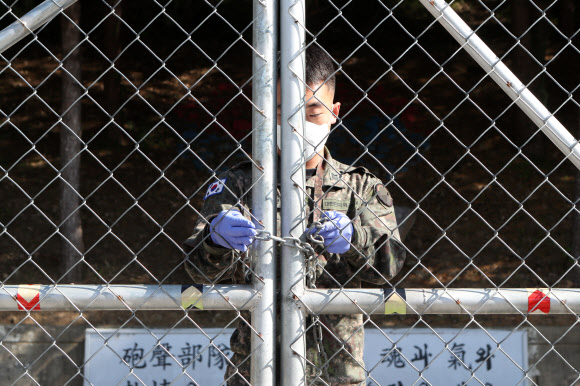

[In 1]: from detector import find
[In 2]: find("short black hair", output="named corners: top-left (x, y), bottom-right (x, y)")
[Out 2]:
top-left (305, 44), bottom-right (336, 93)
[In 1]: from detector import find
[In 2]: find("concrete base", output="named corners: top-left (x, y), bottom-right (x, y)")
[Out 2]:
top-left (528, 326), bottom-right (580, 385)
top-left (0, 324), bottom-right (85, 386)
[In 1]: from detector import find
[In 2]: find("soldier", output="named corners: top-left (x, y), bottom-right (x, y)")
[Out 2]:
top-left (184, 45), bottom-right (406, 385)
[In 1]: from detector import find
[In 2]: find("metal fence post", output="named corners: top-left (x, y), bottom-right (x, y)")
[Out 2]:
top-left (251, 0), bottom-right (278, 384)
top-left (419, 0), bottom-right (580, 172)
top-left (0, 0), bottom-right (77, 54)
top-left (280, 0), bottom-right (307, 384)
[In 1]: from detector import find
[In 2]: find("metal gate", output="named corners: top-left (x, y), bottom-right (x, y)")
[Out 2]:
top-left (1, 0), bottom-right (579, 385)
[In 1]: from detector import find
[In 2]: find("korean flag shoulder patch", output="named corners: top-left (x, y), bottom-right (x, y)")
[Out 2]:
top-left (204, 178), bottom-right (227, 200)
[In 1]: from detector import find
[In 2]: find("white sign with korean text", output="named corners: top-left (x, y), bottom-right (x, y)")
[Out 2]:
top-left (364, 328), bottom-right (528, 386)
top-left (84, 327), bottom-right (527, 385)
top-left (84, 328), bottom-right (233, 386)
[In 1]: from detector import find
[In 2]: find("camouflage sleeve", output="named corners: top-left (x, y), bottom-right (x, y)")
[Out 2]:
top-left (341, 175), bottom-right (406, 285)
top-left (183, 167), bottom-right (253, 284)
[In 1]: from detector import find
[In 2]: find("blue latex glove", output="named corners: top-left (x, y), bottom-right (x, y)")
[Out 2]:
top-left (311, 211), bottom-right (353, 254)
top-left (210, 209), bottom-right (257, 252)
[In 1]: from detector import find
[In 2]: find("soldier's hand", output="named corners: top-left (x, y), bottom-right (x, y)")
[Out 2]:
top-left (210, 209), bottom-right (257, 252)
top-left (312, 211), bottom-right (353, 254)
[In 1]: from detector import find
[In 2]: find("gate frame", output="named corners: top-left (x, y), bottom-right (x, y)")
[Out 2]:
top-left (1, 0), bottom-right (579, 385)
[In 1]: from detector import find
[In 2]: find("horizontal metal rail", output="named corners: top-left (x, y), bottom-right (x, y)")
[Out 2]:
top-left (419, 0), bottom-right (580, 171)
top-left (2, 285), bottom-right (578, 315)
top-left (0, 0), bottom-right (78, 54)
top-left (0, 284), bottom-right (258, 311)
top-left (301, 288), bottom-right (580, 315)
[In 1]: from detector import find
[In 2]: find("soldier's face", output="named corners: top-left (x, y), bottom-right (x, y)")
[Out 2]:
top-left (276, 82), bottom-right (341, 127)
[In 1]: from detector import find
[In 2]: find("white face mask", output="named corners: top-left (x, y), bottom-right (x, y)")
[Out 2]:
top-left (277, 120), bottom-right (329, 161)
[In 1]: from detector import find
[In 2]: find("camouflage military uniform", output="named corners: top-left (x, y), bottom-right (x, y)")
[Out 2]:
top-left (184, 149), bottom-right (406, 385)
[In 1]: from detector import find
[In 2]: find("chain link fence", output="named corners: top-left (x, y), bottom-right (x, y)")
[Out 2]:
top-left (1, 0), bottom-right (579, 385)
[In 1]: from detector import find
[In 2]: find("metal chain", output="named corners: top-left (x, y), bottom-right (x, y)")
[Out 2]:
top-left (254, 230), bottom-right (316, 256)
top-left (312, 314), bottom-right (331, 383)
top-left (253, 220), bottom-right (326, 287)
top-left (254, 222), bottom-right (332, 381)
top-left (305, 222), bottom-right (332, 382)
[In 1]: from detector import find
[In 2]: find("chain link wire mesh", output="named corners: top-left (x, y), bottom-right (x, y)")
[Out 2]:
top-left (287, 0), bottom-right (580, 385)
top-left (1, 0), bottom-right (579, 385)
top-left (1, 0), bottom-right (268, 384)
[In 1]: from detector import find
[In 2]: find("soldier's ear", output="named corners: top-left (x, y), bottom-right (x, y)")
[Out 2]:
top-left (330, 102), bottom-right (341, 125)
